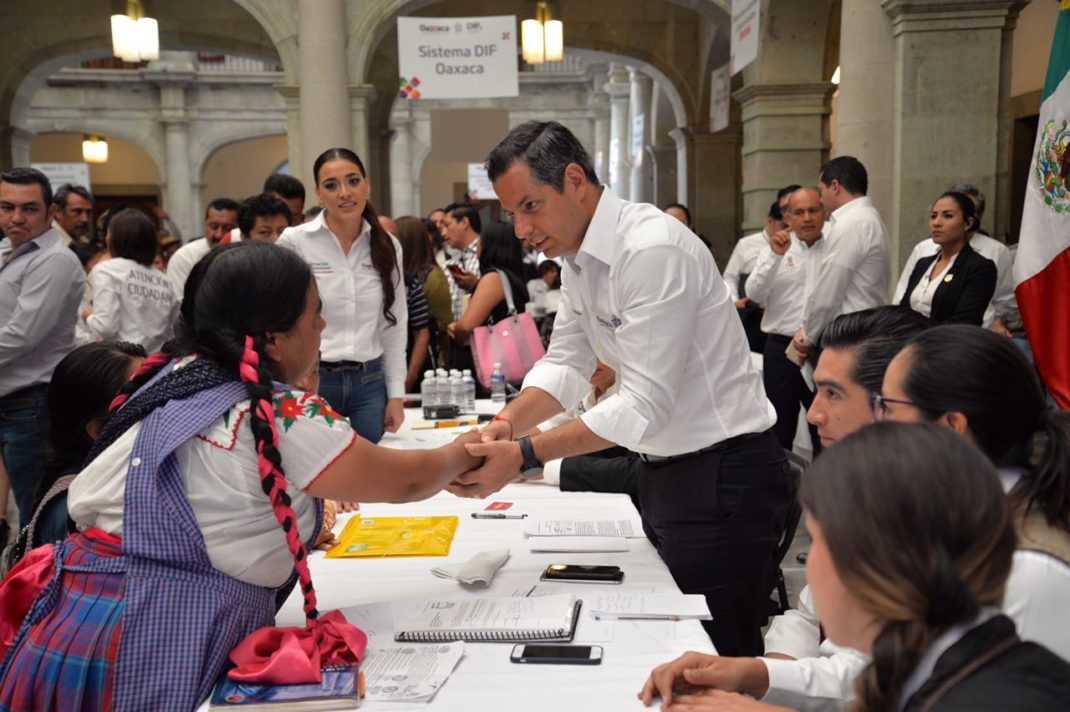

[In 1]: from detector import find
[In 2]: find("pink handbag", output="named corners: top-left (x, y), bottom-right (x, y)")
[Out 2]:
top-left (471, 270), bottom-right (546, 388)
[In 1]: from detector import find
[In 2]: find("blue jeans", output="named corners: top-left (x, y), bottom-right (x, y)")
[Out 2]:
top-left (318, 359), bottom-right (387, 443)
top-left (0, 386), bottom-right (48, 524)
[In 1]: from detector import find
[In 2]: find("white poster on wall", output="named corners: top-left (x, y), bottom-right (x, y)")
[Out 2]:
top-left (467, 163), bottom-right (498, 200)
top-left (730, 0), bottom-right (760, 75)
top-left (632, 114), bottom-right (645, 165)
top-left (709, 64), bottom-right (731, 133)
top-left (397, 16), bottom-right (519, 99)
top-left (32, 162), bottom-right (92, 191)
top-left (608, 137), bottom-right (621, 188)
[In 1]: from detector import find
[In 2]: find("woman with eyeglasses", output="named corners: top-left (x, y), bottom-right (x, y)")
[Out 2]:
top-left (897, 191), bottom-right (997, 325)
top-left (878, 324), bottom-right (1070, 660)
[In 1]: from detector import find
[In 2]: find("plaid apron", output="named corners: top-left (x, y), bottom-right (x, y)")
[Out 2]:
top-left (0, 377), bottom-right (324, 711)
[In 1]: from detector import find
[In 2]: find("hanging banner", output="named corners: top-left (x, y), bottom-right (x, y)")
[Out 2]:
top-left (709, 64), bottom-right (731, 133)
top-left (32, 162), bottom-right (92, 191)
top-left (730, 0), bottom-right (760, 75)
top-left (397, 16), bottom-right (519, 99)
top-left (467, 163), bottom-right (498, 200)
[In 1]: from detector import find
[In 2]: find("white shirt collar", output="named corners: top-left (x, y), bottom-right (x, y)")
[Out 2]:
top-left (573, 187), bottom-right (621, 270)
top-left (314, 210), bottom-right (371, 242)
top-left (829, 195), bottom-right (874, 223)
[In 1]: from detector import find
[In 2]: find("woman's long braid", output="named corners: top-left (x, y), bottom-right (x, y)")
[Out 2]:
top-left (239, 335), bottom-right (319, 624)
top-left (108, 350), bottom-right (172, 412)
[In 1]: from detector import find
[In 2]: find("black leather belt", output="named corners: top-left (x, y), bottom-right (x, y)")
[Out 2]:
top-left (319, 356), bottom-right (382, 372)
top-left (637, 431), bottom-right (766, 464)
top-left (0, 383), bottom-right (48, 408)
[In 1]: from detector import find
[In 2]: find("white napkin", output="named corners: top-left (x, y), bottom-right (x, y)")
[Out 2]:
top-left (431, 549), bottom-right (511, 586)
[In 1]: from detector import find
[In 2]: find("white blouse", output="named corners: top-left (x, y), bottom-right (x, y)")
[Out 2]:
top-left (277, 213), bottom-right (408, 398)
top-left (68, 381), bottom-right (357, 587)
top-left (85, 257), bottom-right (178, 353)
top-left (908, 251), bottom-right (959, 318)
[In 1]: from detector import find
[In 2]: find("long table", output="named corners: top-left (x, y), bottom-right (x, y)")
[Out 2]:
top-left (264, 404), bottom-right (716, 710)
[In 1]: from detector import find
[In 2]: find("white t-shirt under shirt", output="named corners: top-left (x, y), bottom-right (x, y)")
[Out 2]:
top-left (85, 257), bottom-right (178, 353)
top-left (908, 251), bottom-right (959, 319)
top-left (68, 380), bottom-right (357, 588)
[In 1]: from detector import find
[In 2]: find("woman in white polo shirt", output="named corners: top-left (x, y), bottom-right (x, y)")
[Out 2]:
top-left (277, 148), bottom-right (407, 443)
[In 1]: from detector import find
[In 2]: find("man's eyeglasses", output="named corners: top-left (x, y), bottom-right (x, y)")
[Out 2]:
top-left (870, 392), bottom-right (920, 420)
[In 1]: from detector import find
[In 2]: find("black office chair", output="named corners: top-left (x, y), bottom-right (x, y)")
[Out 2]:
top-left (766, 449), bottom-right (808, 619)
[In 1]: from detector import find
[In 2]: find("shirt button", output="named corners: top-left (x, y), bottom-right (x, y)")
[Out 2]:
top-left (131, 457), bottom-right (142, 467)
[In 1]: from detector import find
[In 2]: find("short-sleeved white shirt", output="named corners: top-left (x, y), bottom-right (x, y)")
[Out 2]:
top-left (68, 379), bottom-right (357, 587)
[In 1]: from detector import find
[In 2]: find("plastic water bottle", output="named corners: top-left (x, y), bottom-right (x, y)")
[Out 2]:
top-left (490, 362), bottom-right (506, 403)
top-left (420, 370), bottom-right (437, 406)
top-left (450, 370), bottom-right (465, 412)
top-left (436, 368), bottom-right (452, 407)
top-left (462, 369), bottom-right (476, 412)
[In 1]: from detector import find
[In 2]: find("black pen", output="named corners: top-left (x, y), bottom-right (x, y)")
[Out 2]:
top-left (471, 513), bottom-right (527, 519)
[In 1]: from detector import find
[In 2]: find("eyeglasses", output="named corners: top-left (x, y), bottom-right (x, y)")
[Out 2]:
top-left (870, 392), bottom-right (921, 420)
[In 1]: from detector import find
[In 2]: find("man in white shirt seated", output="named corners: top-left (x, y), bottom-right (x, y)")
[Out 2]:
top-left (794, 157), bottom-right (891, 361)
top-left (166, 198), bottom-right (239, 299)
top-left (892, 183), bottom-right (1016, 330)
top-left (745, 187), bottom-right (828, 453)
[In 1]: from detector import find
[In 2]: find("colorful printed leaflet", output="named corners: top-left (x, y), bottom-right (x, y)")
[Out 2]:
top-left (326, 516), bottom-right (459, 558)
top-left (209, 666), bottom-right (361, 710)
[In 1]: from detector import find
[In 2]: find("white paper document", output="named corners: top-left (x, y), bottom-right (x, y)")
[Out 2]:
top-left (587, 592), bottom-right (712, 621)
top-left (528, 536), bottom-right (629, 553)
top-left (524, 517), bottom-right (645, 538)
top-left (363, 641), bottom-right (465, 702)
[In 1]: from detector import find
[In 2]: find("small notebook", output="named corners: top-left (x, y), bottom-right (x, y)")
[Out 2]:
top-left (393, 594), bottom-right (581, 643)
top-left (209, 666), bottom-right (360, 710)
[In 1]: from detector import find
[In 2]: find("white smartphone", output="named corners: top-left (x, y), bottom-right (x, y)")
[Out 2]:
top-left (510, 644), bottom-right (603, 665)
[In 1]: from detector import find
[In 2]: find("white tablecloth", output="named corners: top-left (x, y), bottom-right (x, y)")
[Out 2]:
top-left (219, 404), bottom-right (716, 710)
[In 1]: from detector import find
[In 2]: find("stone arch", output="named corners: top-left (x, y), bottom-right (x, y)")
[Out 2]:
top-left (193, 128), bottom-right (289, 189)
top-left (29, 131), bottom-right (164, 193)
top-left (26, 123), bottom-right (166, 180)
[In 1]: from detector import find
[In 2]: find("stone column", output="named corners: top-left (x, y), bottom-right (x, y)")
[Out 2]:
top-left (349, 84), bottom-right (377, 166)
top-left (875, 0), bottom-right (1025, 268)
top-left (682, 128), bottom-right (742, 268)
top-left (606, 64), bottom-right (631, 199)
top-left (275, 84), bottom-right (302, 181)
top-left (390, 105), bottom-right (415, 218)
top-left (147, 66), bottom-right (198, 240)
top-left (733, 83), bottom-right (836, 233)
top-left (3, 127), bottom-right (35, 169)
top-left (297, 0), bottom-right (350, 193)
top-left (669, 127), bottom-right (690, 208)
top-left (650, 144), bottom-right (677, 208)
top-left (628, 68), bottom-right (653, 203)
top-left (588, 63), bottom-right (611, 184)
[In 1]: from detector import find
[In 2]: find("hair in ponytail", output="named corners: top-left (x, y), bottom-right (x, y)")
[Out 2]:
top-left (898, 325), bottom-right (1070, 535)
top-left (800, 423), bottom-right (1016, 711)
top-left (313, 147), bottom-right (398, 326)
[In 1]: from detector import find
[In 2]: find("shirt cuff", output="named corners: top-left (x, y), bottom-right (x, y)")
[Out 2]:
top-left (386, 379), bottom-right (406, 399)
top-left (522, 361), bottom-right (590, 415)
top-left (579, 395), bottom-right (649, 452)
top-left (541, 458), bottom-right (562, 486)
top-left (760, 658), bottom-right (808, 700)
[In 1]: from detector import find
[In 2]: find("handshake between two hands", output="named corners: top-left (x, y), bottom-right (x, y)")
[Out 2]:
top-left (445, 419), bottom-right (525, 500)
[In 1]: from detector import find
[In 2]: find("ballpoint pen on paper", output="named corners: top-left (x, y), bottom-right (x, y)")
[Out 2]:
top-left (471, 513), bottom-right (527, 519)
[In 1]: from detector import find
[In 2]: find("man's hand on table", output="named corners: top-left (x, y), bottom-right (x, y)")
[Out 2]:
top-left (639, 652), bottom-right (772, 708)
top-left (658, 689), bottom-right (790, 712)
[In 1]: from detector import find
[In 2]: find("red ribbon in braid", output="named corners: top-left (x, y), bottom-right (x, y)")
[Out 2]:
top-left (109, 351), bottom-right (171, 412)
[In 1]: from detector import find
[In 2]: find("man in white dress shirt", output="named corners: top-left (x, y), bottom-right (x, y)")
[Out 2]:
top-left (166, 198), bottom-right (239, 300)
top-left (450, 121), bottom-right (790, 657)
top-left (892, 184), bottom-right (1016, 329)
top-left (793, 157), bottom-right (890, 361)
top-left (745, 187), bottom-right (828, 452)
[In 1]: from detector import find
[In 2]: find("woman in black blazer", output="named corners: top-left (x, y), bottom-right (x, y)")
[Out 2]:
top-left (900, 191), bottom-right (997, 325)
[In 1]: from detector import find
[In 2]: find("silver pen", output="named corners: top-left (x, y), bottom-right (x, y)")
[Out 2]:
top-left (471, 513), bottom-right (527, 519)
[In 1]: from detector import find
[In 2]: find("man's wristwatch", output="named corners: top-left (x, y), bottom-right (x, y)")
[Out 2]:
top-left (516, 435), bottom-right (544, 479)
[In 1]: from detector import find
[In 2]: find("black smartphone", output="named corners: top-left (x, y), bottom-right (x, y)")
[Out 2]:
top-left (477, 413), bottom-right (496, 423)
top-left (540, 564), bottom-right (624, 584)
top-left (510, 644), bottom-right (603, 665)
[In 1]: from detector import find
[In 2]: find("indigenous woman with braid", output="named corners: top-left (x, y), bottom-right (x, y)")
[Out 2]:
top-left (0, 241), bottom-right (480, 711)
top-left (277, 148), bottom-right (407, 444)
top-left (640, 424), bottom-right (1070, 712)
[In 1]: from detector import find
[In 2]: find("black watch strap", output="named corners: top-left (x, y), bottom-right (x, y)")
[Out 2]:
top-left (517, 435), bottom-right (543, 478)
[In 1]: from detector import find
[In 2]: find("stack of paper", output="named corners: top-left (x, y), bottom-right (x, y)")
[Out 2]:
top-left (523, 517), bottom-right (644, 553)
top-left (587, 591), bottom-right (712, 621)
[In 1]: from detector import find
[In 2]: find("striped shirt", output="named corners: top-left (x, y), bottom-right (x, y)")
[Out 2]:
top-left (445, 238), bottom-right (481, 320)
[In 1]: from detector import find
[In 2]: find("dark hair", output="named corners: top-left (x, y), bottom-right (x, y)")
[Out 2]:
top-left (445, 202), bottom-right (482, 235)
top-left (777, 184), bottom-right (802, 201)
top-left (768, 199), bottom-right (783, 222)
top-left (53, 183), bottom-right (93, 209)
top-left (537, 260), bottom-right (559, 277)
top-left (485, 120), bottom-right (600, 191)
top-left (0, 166), bottom-right (52, 207)
top-left (238, 193), bottom-right (292, 237)
top-left (312, 147), bottom-right (398, 326)
top-left (205, 197), bottom-right (240, 219)
top-left (40, 341), bottom-right (147, 503)
top-left (106, 208), bottom-right (159, 266)
top-left (395, 216), bottom-right (437, 277)
top-left (801, 422), bottom-right (1015, 712)
top-left (819, 156), bottom-right (868, 196)
top-left (305, 205), bottom-right (322, 219)
top-left (931, 190), bottom-right (978, 234)
top-left (664, 202), bottom-right (692, 225)
top-left (949, 183), bottom-right (986, 219)
top-left (70, 241), bottom-right (106, 270)
top-left (897, 325), bottom-right (1070, 533)
top-left (478, 220), bottom-right (527, 280)
top-left (423, 218), bottom-right (446, 252)
top-left (818, 306), bottom-right (931, 395)
top-left (263, 173), bottom-right (306, 202)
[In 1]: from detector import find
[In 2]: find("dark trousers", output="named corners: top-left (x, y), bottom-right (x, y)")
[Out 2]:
top-left (559, 446), bottom-right (642, 513)
top-left (0, 385), bottom-right (49, 523)
top-left (638, 430), bottom-right (790, 656)
top-left (763, 334), bottom-right (821, 455)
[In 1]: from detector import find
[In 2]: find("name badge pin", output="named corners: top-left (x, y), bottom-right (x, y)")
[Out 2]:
top-left (943, 273), bottom-right (954, 283)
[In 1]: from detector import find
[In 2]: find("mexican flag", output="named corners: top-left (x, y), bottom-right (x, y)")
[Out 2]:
top-left (1015, 0), bottom-right (1070, 409)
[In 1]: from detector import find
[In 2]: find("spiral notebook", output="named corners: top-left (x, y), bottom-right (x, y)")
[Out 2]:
top-left (393, 594), bottom-right (581, 643)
